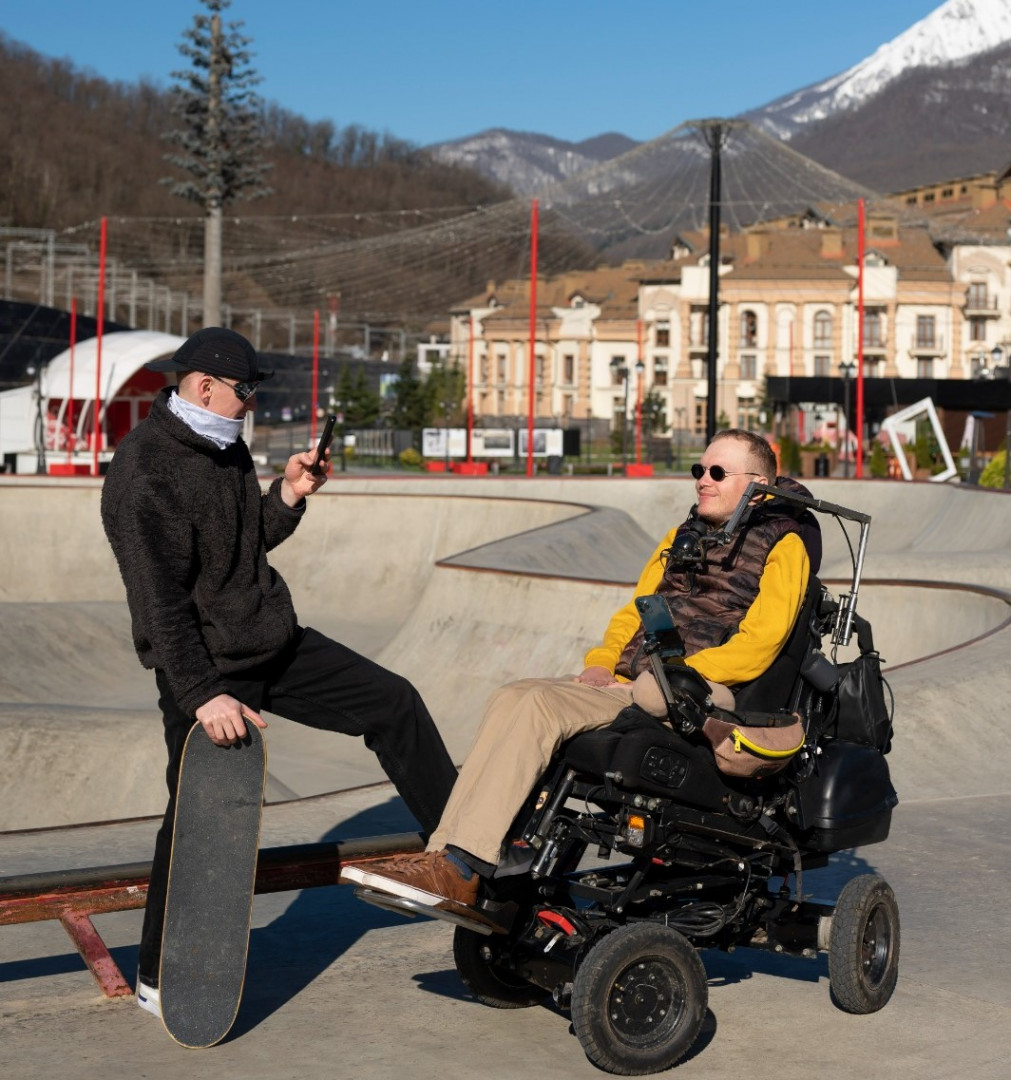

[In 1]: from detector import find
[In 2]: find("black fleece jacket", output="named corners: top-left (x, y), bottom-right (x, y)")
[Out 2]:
top-left (101, 388), bottom-right (305, 716)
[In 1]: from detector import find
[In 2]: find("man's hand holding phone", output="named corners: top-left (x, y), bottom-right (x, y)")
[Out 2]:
top-left (280, 415), bottom-right (338, 506)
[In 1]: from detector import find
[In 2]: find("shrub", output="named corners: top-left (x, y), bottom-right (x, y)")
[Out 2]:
top-left (399, 446), bottom-right (423, 469)
top-left (979, 450), bottom-right (1009, 489)
top-left (869, 441), bottom-right (889, 479)
top-left (778, 435), bottom-right (802, 476)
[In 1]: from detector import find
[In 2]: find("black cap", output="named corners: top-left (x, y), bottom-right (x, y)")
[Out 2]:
top-left (146, 327), bottom-right (273, 382)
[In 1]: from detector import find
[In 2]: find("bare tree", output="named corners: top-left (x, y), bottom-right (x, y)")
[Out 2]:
top-left (162, 0), bottom-right (272, 325)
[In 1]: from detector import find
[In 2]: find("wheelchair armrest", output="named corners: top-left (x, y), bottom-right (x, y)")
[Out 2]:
top-left (648, 653), bottom-right (711, 735)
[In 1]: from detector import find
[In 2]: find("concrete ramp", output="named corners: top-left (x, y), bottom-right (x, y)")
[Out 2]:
top-left (2, 475), bottom-right (1011, 827)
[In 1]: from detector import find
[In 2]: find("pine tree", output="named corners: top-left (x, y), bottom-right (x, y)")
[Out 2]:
top-left (162, 0), bottom-right (272, 326)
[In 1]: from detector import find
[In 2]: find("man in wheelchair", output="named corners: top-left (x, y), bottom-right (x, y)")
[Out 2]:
top-left (342, 429), bottom-right (819, 918)
top-left (342, 428), bottom-right (899, 1073)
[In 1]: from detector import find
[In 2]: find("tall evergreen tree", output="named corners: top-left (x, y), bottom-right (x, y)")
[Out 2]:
top-left (162, 0), bottom-right (272, 325)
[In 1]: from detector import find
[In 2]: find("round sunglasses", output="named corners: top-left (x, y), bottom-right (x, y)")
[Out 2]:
top-left (690, 463), bottom-right (762, 482)
top-left (210, 374), bottom-right (261, 403)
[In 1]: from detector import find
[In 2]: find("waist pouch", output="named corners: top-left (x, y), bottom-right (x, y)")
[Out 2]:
top-left (702, 713), bottom-right (805, 778)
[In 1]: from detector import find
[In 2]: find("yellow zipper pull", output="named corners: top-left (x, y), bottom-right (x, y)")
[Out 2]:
top-left (733, 729), bottom-right (742, 752)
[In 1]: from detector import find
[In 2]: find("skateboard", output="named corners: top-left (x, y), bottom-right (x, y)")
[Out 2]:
top-left (159, 720), bottom-right (266, 1048)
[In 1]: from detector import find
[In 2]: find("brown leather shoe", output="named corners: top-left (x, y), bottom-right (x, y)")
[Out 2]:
top-left (341, 850), bottom-right (479, 914)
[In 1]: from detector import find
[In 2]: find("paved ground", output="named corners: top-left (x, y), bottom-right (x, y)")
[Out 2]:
top-left (1, 472), bottom-right (1010, 1078)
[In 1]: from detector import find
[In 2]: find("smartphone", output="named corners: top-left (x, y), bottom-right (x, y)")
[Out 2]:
top-left (635, 594), bottom-right (686, 657)
top-left (311, 414), bottom-right (338, 475)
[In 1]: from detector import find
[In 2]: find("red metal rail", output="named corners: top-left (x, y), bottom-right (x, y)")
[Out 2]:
top-left (0, 833), bottom-right (422, 998)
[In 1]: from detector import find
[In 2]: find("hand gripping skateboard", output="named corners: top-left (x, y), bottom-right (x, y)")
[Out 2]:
top-left (160, 720), bottom-right (266, 1047)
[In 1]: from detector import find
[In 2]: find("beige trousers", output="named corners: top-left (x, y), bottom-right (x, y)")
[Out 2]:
top-left (427, 672), bottom-right (736, 866)
top-left (426, 677), bottom-right (634, 865)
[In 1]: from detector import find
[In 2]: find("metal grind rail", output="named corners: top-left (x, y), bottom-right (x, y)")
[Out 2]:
top-left (0, 832), bottom-right (423, 998)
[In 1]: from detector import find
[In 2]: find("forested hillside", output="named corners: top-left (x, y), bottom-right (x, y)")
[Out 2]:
top-left (0, 32), bottom-right (509, 230)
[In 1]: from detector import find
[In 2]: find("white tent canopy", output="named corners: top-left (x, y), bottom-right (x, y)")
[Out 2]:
top-left (1, 330), bottom-right (184, 458)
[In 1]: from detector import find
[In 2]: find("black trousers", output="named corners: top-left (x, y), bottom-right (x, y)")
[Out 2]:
top-left (138, 626), bottom-right (458, 982)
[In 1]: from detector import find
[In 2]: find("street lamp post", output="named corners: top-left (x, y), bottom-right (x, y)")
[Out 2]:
top-left (840, 361), bottom-right (856, 478)
top-left (634, 359), bottom-right (645, 464)
top-left (610, 358), bottom-right (629, 469)
top-left (25, 362), bottom-right (46, 475)
top-left (993, 345), bottom-right (1010, 491)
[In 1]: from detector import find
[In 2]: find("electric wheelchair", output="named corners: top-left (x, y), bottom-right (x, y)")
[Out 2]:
top-left (361, 485), bottom-right (899, 1075)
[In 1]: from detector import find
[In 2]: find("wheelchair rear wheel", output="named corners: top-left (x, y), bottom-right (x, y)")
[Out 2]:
top-left (453, 926), bottom-right (545, 1009)
top-left (828, 873), bottom-right (900, 1013)
top-left (570, 923), bottom-right (707, 1075)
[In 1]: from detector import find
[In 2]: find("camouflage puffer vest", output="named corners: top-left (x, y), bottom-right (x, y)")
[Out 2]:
top-left (615, 486), bottom-right (813, 680)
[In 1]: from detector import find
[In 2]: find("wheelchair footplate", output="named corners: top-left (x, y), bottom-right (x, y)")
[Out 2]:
top-left (353, 886), bottom-right (515, 936)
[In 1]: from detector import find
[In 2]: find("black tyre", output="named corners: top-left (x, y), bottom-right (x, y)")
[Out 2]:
top-left (570, 924), bottom-right (707, 1075)
top-left (828, 873), bottom-right (900, 1014)
top-left (453, 926), bottom-right (545, 1009)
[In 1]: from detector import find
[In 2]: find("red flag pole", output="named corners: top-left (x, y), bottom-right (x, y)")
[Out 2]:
top-left (92, 218), bottom-right (107, 477)
top-left (466, 314), bottom-right (475, 465)
top-left (635, 319), bottom-right (643, 464)
top-left (66, 297), bottom-right (77, 462)
top-left (856, 198), bottom-right (866, 478)
top-left (311, 308), bottom-right (320, 444)
top-left (526, 198), bottom-right (538, 478)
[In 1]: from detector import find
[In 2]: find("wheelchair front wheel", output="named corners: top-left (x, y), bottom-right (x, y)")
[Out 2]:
top-left (828, 873), bottom-right (900, 1013)
top-left (570, 923), bottom-right (707, 1075)
top-left (453, 926), bottom-right (545, 1009)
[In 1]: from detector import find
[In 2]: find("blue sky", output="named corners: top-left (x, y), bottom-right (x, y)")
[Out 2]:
top-left (3, 0), bottom-right (943, 147)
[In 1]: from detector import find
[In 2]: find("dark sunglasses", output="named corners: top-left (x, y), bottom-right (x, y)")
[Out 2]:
top-left (211, 374), bottom-right (261, 403)
top-left (691, 463), bottom-right (761, 482)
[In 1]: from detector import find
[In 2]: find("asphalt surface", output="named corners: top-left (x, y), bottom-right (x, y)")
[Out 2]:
top-left (1, 472), bottom-right (1009, 1078)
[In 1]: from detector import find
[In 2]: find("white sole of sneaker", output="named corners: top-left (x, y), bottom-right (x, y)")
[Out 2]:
top-left (136, 982), bottom-right (161, 1018)
top-left (340, 864), bottom-right (445, 907)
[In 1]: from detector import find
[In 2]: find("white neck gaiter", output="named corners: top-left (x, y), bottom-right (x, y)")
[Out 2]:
top-left (168, 390), bottom-right (245, 449)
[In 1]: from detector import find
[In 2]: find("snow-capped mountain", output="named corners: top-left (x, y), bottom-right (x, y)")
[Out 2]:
top-left (430, 0), bottom-right (1011, 197)
top-left (750, 0), bottom-right (1011, 138)
top-left (429, 129), bottom-right (639, 197)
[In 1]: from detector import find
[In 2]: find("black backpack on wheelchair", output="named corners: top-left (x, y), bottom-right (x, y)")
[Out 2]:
top-left (452, 487), bottom-right (898, 1075)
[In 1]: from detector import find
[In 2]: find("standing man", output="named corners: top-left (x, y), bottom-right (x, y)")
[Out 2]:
top-left (101, 327), bottom-right (457, 1015)
top-left (340, 429), bottom-right (818, 923)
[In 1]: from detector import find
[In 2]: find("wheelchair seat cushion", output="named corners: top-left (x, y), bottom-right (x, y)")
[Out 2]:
top-left (562, 707), bottom-right (735, 811)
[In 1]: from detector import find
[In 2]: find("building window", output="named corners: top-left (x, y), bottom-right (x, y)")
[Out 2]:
top-left (694, 400), bottom-right (706, 435)
top-left (496, 355), bottom-right (507, 383)
top-left (864, 358), bottom-right (882, 378)
top-left (969, 316), bottom-right (987, 342)
top-left (917, 358), bottom-right (934, 379)
top-left (480, 358), bottom-right (489, 383)
top-left (654, 357), bottom-right (668, 387)
top-left (813, 310), bottom-right (833, 348)
top-left (814, 355), bottom-right (831, 377)
top-left (563, 353), bottom-right (575, 384)
top-left (967, 282), bottom-right (989, 309)
top-left (740, 354), bottom-right (756, 380)
top-left (864, 310), bottom-right (883, 347)
top-left (690, 307), bottom-right (709, 347)
top-left (611, 357), bottom-right (628, 385)
top-left (536, 355), bottom-right (550, 384)
top-left (740, 310), bottom-right (758, 348)
top-left (916, 315), bottom-right (936, 349)
top-left (737, 397), bottom-right (757, 429)
top-left (655, 320), bottom-right (670, 347)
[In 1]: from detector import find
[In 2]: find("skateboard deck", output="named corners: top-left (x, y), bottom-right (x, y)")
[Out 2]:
top-left (160, 720), bottom-right (266, 1048)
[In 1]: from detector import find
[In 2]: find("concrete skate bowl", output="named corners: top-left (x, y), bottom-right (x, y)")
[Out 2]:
top-left (1, 475), bottom-right (1009, 830)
